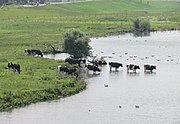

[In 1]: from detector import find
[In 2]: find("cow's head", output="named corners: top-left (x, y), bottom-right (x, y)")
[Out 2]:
top-left (135, 65), bottom-right (140, 69)
top-left (120, 63), bottom-right (123, 67)
top-left (96, 67), bottom-right (101, 72)
top-left (65, 58), bottom-right (70, 62)
top-left (151, 65), bottom-right (156, 70)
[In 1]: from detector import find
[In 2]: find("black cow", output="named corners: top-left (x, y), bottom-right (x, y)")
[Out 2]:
top-left (66, 67), bottom-right (77, 74)
top-left (32, 49), bottom-right (43, 57)
top-left (85, 64), bottom-right (101, 73)
top-left (25, 49), bottom-right (43, 57)
top-left (65, 58), bottom-right (86, 67)
top-left (7, 62), bottom-right (21, 74)
top-left (67, 67), bottom-right (78, 78)
top-left (58, 65), bottom-right (68, 72)
top-left (144, 65), bottom-right (156, 72)
top-left (126, 64), bottom-right (140, 73)
top-left (88, 60), bottom-right (107, 66)
top-left (89, 57), bottom-right (107, 66)
top-left (58, 65), bottom-right (78, 78)
top-left (109, 62), bottom-right (123, 71)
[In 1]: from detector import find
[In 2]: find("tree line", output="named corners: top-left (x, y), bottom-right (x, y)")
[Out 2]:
top-left (0, 0), bottom-right (79, 5)
top-left (0, 0), bottom-right (45, 5)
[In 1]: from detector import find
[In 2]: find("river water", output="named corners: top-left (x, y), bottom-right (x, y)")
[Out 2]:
top-left (1, 31), bottom-right (180, 124)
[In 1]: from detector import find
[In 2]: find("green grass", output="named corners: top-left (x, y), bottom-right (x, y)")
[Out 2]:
top-left (0, 56), bottom-right (86, 111)
top-left (0, 0), bottom-right (180, 111)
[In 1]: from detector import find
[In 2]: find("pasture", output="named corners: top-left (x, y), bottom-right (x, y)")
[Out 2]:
top-left (0, 0), bottom-right (180, 111)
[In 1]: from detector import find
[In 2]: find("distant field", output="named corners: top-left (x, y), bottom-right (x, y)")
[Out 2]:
top-left (54, 0), bottom-right (180, 13)
top-left (0, 0), bottom-right (180, 111)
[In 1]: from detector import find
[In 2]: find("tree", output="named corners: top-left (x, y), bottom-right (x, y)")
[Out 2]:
top-left (63, 30), bottom-right (91, 58)
top-left (133, 19), bottom-right (151, 32)
top-left (133, 19), bottom-right (141, 31)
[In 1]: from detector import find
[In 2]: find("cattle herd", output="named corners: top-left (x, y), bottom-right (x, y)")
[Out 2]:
top-left (58, 57), bottom-right (157, 78)
top-left (7, 49), bottom-right (156, 77)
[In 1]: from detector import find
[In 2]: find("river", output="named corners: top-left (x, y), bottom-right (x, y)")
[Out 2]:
top-left (1, 31), bottom-right (180, 124)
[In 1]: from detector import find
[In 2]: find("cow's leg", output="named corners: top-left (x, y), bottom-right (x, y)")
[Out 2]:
top-left (127, 68), bottom-right (129, 72)
top-left (78, 62), bottom-right (81, 67)
top-left (74, 72), bottom-right (78, 78)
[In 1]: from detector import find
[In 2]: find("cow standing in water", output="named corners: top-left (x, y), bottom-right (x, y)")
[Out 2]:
top-left (88, 57), bottom-right (107, 66)
top-left (109, 62), bottom-right (123, 71)
top-left (144, 64), bottom-right (156, 72)
top-left (85, 64), bottom-right (101, 73)
top-left (65, 58), bottom-right (86, 67)
top-left (126, 64), bottom-right (140, 73)
top-left (8, 62), bottom-right (21, 74)
top-left (25, 49), bottom-right (43, 57)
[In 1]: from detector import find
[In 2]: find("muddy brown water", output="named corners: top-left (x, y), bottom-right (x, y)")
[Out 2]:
top-left (1, 31), bottom-right (180, 124)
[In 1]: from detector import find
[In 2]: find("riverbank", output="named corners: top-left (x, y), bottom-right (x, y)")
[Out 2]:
top-left (0, 56), bottom-right (86, 112)
top-left (0, 0), bottom-right (180, 111)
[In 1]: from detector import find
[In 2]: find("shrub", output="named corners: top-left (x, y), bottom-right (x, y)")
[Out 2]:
top-left (133, 19), bottom-right (151, 32)
top-left (63, 30), bottom-right (91, 58)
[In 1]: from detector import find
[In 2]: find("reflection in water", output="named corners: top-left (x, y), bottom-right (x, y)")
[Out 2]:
top-left (85, 73), bottom-right (100, 79)
top-left (109, 70), bottom-right (123, 75)
top-left (127, 72), bottom-right (140, 77)
top-left (133, 31), bottom-right (150, 37)
top-left (144, 71), bottom-right (156, 76)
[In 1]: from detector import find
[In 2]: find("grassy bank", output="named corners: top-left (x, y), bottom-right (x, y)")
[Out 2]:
top-left (0, 56), bottom-right (86, 111)
top-left (0, 0), bottom-right (180, 111)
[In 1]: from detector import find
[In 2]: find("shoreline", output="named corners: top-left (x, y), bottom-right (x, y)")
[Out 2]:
top-left (0, 78), bottom-right (86, 112)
